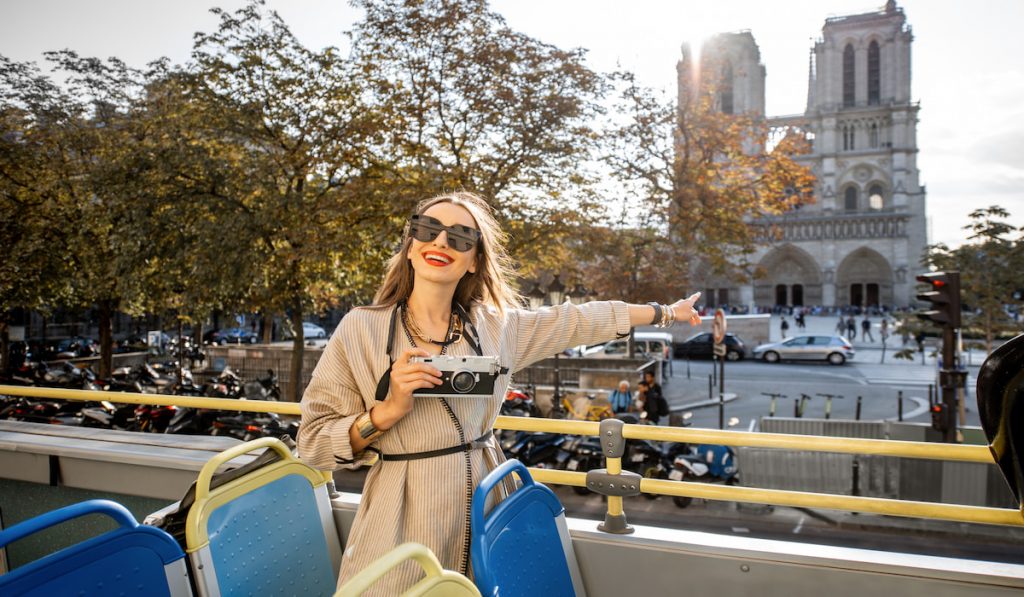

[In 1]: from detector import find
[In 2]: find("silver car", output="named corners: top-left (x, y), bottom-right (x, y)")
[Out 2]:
top-left (753, 335), bottom-right (855, 365)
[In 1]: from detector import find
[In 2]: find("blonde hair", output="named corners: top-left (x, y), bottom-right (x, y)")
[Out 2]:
top-left (374, 192), bottom-right (521, 314)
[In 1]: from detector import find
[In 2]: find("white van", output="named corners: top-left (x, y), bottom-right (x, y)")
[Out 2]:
top-left (583, 331), bottom-right (674, 361)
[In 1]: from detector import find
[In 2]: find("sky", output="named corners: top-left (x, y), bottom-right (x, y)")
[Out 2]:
top-left (2, 0), bottom-right (1021, 248)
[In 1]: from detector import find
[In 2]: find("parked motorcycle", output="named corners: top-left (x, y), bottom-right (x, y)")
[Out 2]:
top-left (243, 370), bottom-right (281, 401)
top-left (500, 430), bottom-right (568, 469)
top-left (668, 444), bottom-right (739, 508)
top-left (501, 386), bottom-right (541, 418)
top-left (562, 435), bottom-right (605, 495)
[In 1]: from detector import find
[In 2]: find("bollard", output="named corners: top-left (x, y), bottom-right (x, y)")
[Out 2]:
top-left (852, 459), bottom-right (861, 497)
top-left (928, 383), bottom-right (934, 407)
top-left (708, 374), bottom-right (713, 402)
top-left (898, 390), bottom-right (903, 422)
top-left (855, 396), bottom-right (862, 421)
top-left (686, 354), bottom-right (691, 380)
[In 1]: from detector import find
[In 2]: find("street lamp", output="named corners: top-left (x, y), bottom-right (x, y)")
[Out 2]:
top-left (526, 274), bottom-right (574, 417)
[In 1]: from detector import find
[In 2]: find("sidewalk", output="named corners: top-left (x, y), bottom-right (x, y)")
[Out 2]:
top-left (768, 314), bottom-right (991, 366)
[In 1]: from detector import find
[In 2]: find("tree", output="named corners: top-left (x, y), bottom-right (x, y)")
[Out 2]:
top-left (0, 51), bottom-right (160, 378)
top-left (185, 1), bottom-right (386, 400)
top-left (0, 59), bottom-right (74, 373)
top-left (349, 0), bottom-right (608, 279)
top-left (923, 206), bottom-right (1022, 353)
top-left (601, 68), bottom-right (815, 298)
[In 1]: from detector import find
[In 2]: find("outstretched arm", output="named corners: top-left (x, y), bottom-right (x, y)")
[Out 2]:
top-left (508, 292), bottom-right (703, 372)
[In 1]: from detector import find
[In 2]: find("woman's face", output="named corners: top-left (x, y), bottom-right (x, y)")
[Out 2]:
top-left (407, 201), bottom-right (479, 287)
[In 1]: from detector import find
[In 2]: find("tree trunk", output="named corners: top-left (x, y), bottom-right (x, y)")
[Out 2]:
top-left (0, 311), bottom-right (10, 377)
top-left (289, 304), bottom-right (305, 402)
top-left (98, 300), bottom-right (115, 379)
top-left (263, 311), bottom-right (274, 344)
top-left (177, 318), bottom-right (184, 383)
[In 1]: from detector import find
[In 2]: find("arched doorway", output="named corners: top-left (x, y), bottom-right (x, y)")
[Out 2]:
top-left (836, 248), bottom-right (894, 308)
top-left (775, 284), bottom-right (788, 306)
top-left (792, 284), bottom-right (804, 307)
top-left (755, 244), bottom-right (823, 308)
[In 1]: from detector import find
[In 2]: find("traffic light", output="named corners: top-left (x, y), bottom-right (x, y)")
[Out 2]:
top-left (930, 403), bottom-right (949, 433)
top-left (916, 271), bottom-right (961, 328)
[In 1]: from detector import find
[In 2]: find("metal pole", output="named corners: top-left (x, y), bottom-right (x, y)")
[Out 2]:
top-left (712, 355), bottom-right (717, 386)
top-left (718, 391), bottom-right (724, 430)
top-left (928, 383), bottom-right (934, 407)
top-left (941, 324), bottom-right (958, 443)
top-left (686, 354), bottom-right (691, 380)
top-left (708, 374), bottom-right (713, 402)
top-left (855, 396), bottom-right (862, 421)
top-left (897, 390), bottom-right (903, 422)
top-left (553, 352), bottom-right (561, 416)
top-left (719, 352), bottom-right (725, 396)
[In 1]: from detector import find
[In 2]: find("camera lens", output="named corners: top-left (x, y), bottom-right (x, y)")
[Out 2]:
top-left (451, 370), bottom-right (477, 393)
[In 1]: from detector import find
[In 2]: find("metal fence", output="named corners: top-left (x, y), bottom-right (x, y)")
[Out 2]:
top-left (200, 346), bottom-right (321, 401)
top-left (739, 417), bottom-right (1015, 508)
top-left (513, 356), bottom-right (660, 391)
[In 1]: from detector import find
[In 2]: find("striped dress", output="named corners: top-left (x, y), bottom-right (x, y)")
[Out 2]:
top-left (298, 300), bottom-right (631, 594)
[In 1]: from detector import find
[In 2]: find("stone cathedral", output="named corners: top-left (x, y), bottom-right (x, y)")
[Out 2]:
top-left (681, 1), bottom-right (927, 310)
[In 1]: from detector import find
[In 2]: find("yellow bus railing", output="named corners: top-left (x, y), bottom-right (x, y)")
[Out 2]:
top-left (1, 385), bottom-right (1019, 528)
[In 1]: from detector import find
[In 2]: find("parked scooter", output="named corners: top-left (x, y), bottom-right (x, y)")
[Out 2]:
top-left (500, 430), bottom-right (568, 469)
top-left (243, 370), bottom-right (281, 401)
top-left (562, 435), bottom-right (605, 495)
top-left (668, 444), bottom-right (739, 508)
top-left (501, 386), bottom-right (541, 418)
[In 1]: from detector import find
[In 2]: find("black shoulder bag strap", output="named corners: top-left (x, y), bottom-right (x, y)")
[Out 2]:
top-left (373, 304), bottom-right (402, 402)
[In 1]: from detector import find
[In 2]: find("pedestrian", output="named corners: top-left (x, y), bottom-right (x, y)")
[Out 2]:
top-left (780, 316), bottom-right (790, 338)
top-left (880, 317), bottom-right (889, 342)
top-left (796, 309), bottom-right (806, 330)
top-left (861, 316), bottom-right (874, 342)
top-left (609, 379), bottom-right (633, 414)
top-left (297, 191), bottom-right (703, 593)
top-left (846, 315), bottom-right (857, 340)
top-left (638, 373), bottom-right (668, 425)
top-left (835, 315), bottom-right (845, 335)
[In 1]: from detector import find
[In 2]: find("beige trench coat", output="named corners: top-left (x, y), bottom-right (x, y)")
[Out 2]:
top-left (298, 300), bottom-right (631, 595)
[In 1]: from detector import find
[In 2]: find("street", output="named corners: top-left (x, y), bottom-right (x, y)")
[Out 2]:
top-left (662, 313), bottom-right (985, 429)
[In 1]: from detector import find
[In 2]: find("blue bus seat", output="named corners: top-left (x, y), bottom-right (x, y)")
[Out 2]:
top-left (0, 499), bottom-right (191, 597)
top-left (184, 437), bottom-right (342, 597)
top-left (336, 542), bottom-right (481, 597)
top-left (470, 459), bottom-right (586, 597)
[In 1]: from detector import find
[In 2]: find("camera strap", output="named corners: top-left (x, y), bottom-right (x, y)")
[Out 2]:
top-left (374, 301), bottom-right (487, 402)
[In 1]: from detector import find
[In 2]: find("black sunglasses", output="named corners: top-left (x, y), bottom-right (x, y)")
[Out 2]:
top-left (406, 214), bottom-right (481, 253)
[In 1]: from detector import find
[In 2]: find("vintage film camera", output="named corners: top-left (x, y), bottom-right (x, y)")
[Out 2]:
top-left (410, 355), bottom-right (503, 399)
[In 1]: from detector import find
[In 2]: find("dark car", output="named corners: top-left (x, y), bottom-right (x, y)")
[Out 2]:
top-left (205, 327), bottom-right (258, 345)
top-left (53, 336), bottom-right (99, 359)
top-left (673, 332), bottom-right (746, 361)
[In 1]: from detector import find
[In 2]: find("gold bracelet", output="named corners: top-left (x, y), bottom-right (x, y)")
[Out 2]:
top-left (354, 410), bottom-right (385, 443)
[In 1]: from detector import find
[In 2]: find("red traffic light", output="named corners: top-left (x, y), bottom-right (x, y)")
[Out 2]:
top-left (915, 271), bottom-right (961, 329)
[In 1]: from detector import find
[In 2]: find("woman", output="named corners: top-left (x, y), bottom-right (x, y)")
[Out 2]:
top-left (298, 191), bottom-right (701, 593)
top-left (609, 380), bottom-right (633, 414)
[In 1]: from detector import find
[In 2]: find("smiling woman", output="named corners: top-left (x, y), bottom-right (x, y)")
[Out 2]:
top-left (297, 191), bottom-right (703, 594)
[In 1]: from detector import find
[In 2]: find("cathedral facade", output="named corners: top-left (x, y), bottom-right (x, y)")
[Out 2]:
top-left (682, 1), bottom-right (927, 310)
